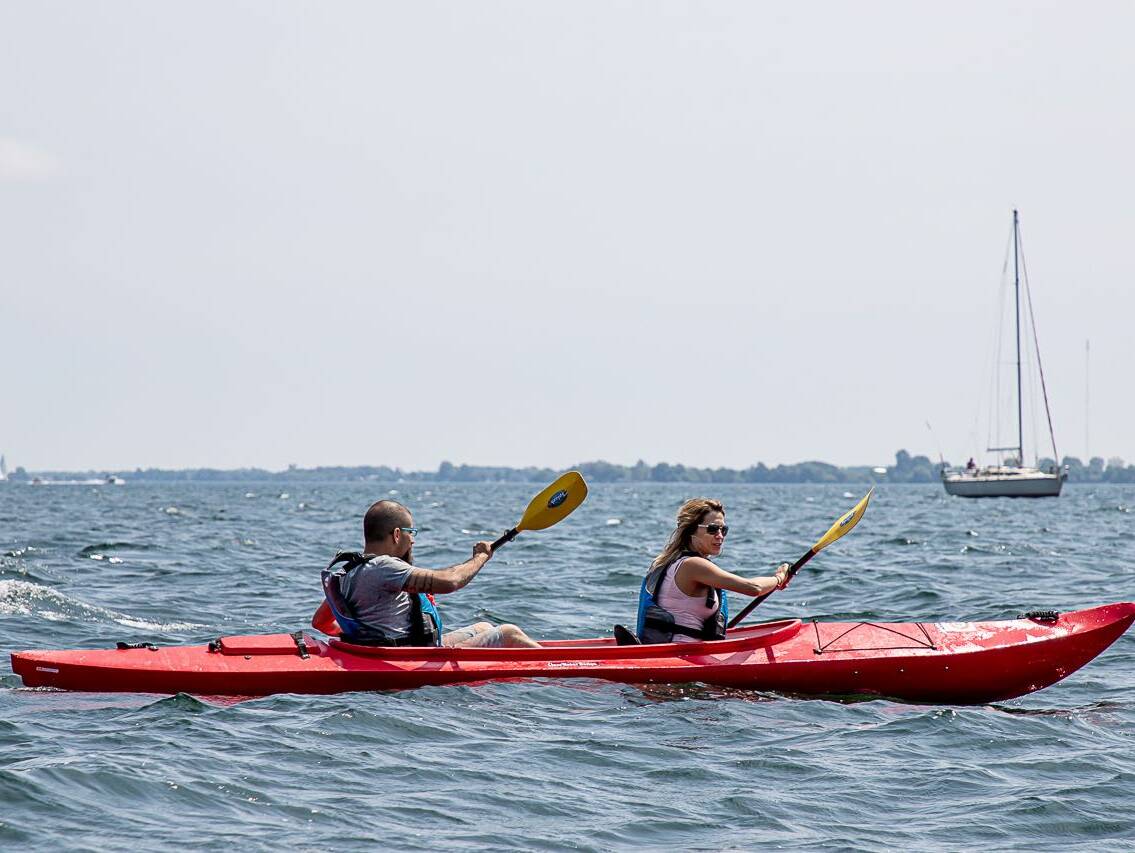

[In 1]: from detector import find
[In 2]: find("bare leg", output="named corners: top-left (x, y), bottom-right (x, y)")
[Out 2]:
top-left (443, 622), bottom-right (541, 648)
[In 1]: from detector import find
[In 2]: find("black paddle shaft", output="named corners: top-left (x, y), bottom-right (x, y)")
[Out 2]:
top-left (727, 548), bottom-right (815, 629)
top-left (491, 527), bottom-right (519, 553)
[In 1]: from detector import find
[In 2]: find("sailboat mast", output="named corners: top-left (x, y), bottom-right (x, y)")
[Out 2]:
top-left (1013, 209), bottom-right (1023, 464)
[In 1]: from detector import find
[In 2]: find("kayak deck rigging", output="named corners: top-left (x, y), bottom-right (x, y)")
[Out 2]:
top-left (811, 620), bottom-right (937, 654)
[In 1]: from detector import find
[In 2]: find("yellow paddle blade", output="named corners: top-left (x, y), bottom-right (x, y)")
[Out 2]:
top-left (516, 471), bottom-right (588, 532)
top-left (812, 487), bottom-right (874, 552)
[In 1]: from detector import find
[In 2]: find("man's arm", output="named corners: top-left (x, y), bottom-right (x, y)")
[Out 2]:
top-left (311, 600), bottom-right (341, 634)
top-left (403, 541), bottom-right (493, 595)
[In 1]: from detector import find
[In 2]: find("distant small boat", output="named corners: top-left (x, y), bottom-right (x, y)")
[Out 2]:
top-left (941, 211), bottom-right (1066, 498)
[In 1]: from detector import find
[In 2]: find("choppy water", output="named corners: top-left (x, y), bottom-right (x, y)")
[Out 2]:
top-left (2, 481), bottom-right (1133, 850)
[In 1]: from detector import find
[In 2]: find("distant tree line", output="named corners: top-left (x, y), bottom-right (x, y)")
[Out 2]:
top-left (7, 451), bottom-right (1135, 484)
top-left (1056, 455), bottom-right (1135, 483)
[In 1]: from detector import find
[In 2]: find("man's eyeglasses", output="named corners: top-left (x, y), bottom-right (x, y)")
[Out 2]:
top-left (697, 523), bottom-right (729, 537)
top-left (398, 527), bottom-right (418, 537)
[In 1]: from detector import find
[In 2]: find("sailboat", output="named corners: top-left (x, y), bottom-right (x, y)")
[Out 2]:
top-left (942, 210), bottom-right (1067, 498)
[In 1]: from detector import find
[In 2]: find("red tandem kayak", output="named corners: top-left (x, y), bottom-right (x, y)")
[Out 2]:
top-left (11, 602), bottom-right (1134, 704)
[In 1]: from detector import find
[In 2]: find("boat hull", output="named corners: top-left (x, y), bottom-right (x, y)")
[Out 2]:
top-left (943, 471), bottom-right (1065, 497)
top-left (11, 603), bottom-right (1133, 704)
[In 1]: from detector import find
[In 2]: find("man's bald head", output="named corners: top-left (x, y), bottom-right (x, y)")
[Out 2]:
top-left (363, 500), bottom-right (412, 544)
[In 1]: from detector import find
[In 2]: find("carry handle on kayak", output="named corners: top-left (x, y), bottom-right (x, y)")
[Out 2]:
top-left (490, 471), bottom-right (588, 552)
top-left (728, 488), bottom-right (873, 629)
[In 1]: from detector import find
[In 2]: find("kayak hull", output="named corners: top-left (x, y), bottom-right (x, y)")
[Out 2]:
top-left (11, 603), bottom-right (1134, 704)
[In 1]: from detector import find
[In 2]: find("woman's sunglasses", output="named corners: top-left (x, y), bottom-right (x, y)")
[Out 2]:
top-left (697, 523), bottom-right (729, 536)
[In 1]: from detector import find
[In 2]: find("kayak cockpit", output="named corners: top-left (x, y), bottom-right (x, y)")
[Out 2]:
top-left (325, 618), bottom-right (804, 661)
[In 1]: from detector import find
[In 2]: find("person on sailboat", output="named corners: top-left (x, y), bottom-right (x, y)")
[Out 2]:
top-left (966, 458), bottom-right (976, 471)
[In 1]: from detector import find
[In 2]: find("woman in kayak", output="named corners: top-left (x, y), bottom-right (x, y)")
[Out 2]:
top-left (636, 498), bottom-right (790, 644)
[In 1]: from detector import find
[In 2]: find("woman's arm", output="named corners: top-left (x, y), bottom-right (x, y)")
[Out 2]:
top-left (677, 557), bottom-right (790, 598)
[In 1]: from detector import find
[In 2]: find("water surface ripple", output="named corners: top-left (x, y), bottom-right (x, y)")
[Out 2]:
top-left (2, 482), bottom-right (1133, 849)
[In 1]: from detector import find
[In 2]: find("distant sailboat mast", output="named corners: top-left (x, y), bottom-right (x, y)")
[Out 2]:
top-left (1013, 208), bottom-right (1023, 465)
top-left (1085, 339), bottom-right (1091, 461)
top-left (987, 209), bottom-right (1025, 465)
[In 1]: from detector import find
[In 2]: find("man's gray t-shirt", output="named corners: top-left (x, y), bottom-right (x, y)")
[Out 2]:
top-left (337, 555), bottom-right (415, 640)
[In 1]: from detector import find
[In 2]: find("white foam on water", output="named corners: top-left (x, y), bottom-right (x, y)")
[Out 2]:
top-left (0, 579), bottom-right (205, 631)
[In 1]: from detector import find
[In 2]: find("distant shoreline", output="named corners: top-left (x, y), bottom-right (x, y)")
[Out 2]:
top-left (3, 450), bottom-right (1132, 484)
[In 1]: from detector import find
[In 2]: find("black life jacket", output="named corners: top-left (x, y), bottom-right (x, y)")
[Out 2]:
top-left (322, 551), bottom-right (442, 647)
top-left (636, 551), bottom-right (728, 644)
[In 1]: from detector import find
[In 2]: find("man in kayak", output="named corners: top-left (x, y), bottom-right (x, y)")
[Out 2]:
top-left (636, 498), bottom-right (790, 644)
top-left (312, 499), bottom-right (540, 648)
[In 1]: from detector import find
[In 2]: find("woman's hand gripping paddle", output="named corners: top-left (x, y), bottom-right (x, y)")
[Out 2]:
top-left (490, 471), bottom-right (589, 552)
top-left (727, 488), bottom-right (873, 629)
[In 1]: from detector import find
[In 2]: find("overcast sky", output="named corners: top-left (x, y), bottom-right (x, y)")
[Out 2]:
top-left (3, 2), bottom-right (1133, 472)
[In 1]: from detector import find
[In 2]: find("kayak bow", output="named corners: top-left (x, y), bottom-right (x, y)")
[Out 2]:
top-left (12, 602), bottom-right (1134, 704)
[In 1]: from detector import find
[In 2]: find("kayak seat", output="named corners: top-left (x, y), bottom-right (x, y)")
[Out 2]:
top-left (613, 625), bottom-right (641, 645)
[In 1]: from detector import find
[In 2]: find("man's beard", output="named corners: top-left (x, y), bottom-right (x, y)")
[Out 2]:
top-left (402, 544), bottom-right (414, 565)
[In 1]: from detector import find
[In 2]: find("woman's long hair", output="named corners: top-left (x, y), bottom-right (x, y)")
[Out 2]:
top-left (650, 498), bottom-right (725, 570)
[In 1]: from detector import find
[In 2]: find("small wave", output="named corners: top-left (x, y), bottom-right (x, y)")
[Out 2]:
top-left (961, 544), bottom-right (982, 554)
top-left (78, 542), bottom-right (151, 556)
top-left (0, 579), bottom-right (206, 631)
top-left (606, 518), bottom-right (622, 526)
top-left (990, 700), bottom-right (1127, 718)
top-left (86, 554), bottom-right (125, 564)
top-left (143, 693), bottom-right (213, 712)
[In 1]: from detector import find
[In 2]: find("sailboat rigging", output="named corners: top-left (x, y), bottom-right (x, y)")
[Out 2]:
top-left (941, 210), bottom-right (1067, 498)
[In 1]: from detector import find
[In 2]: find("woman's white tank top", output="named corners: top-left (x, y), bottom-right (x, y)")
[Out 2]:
top-left (655, 557), bottom-right (720, 644)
